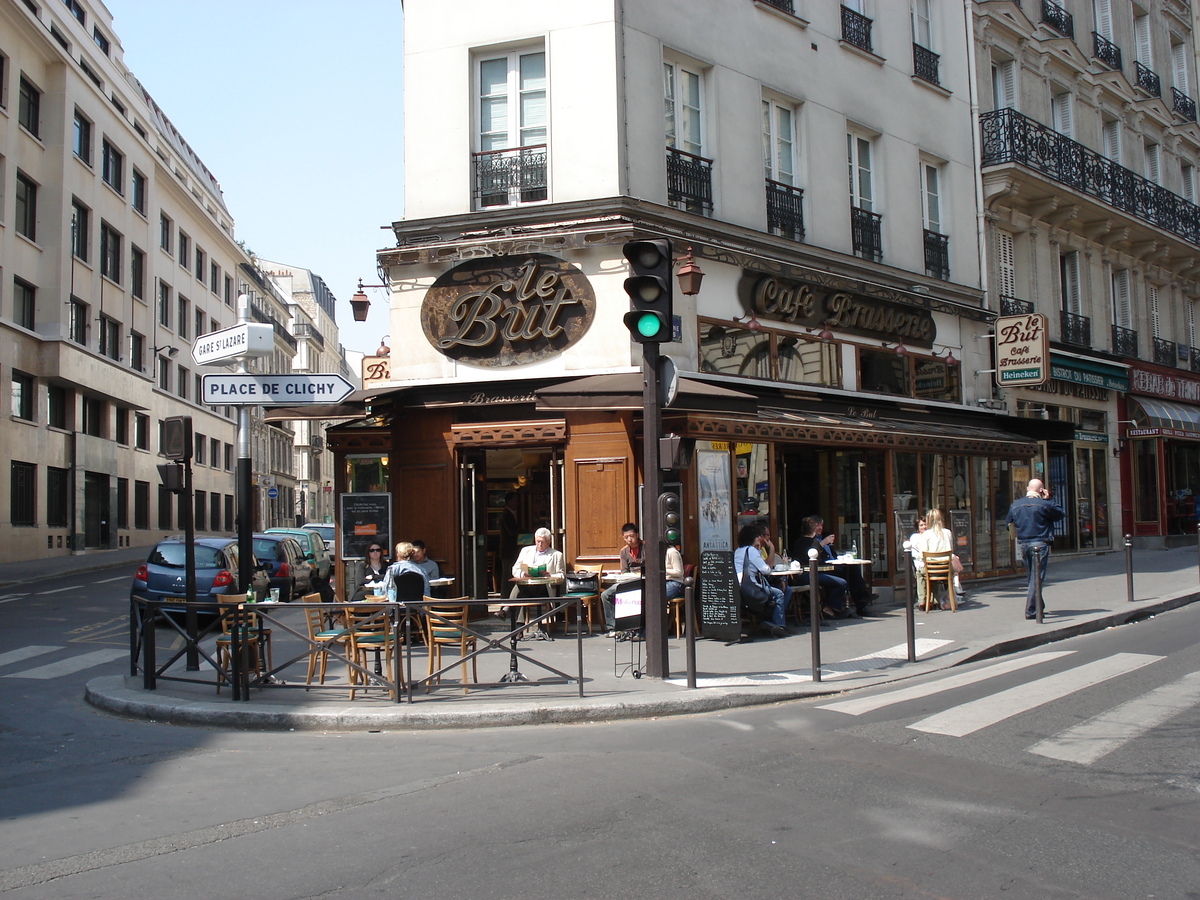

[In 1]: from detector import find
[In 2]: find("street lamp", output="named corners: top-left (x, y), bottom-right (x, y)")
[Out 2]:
top-left (376, 335), bottom-right (391, 357)
top-left (152, 345), bottom-right (179, 358)
top-left (674, 246), bottom-right (705, 296)
top-left (350, 278), bottom-right (387, 322)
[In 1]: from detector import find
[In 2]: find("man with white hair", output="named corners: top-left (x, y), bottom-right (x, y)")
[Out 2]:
top-left (510, 527), bottom-right (566, 597)
top-left (1005, 478), bottom-right (1065, 620)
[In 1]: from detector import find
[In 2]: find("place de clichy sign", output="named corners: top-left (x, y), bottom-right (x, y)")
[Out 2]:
top-left (202, 374), bottom-right (354, 406)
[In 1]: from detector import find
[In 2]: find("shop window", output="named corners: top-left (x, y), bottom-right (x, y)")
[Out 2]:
top-left (913, 355), bottom-right (960, 402)
top-left (858, 347), bottom-right (909, 395)
top-left (1132, 439), bottom-right (1158, 524)
top-left (700, 323), bottom-right (771, 379)
top-left (698, 320), bottom-right (839, 387)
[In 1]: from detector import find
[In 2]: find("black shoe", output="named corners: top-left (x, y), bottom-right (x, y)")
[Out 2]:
top-left (1025, 614), bottom-right (1037, 620)
top-left (858, 608), bottom-right (884, 617)
top-left (841, 609), bottom-right (861, 619)
top-left (769, 625), bottom-right (787, 637)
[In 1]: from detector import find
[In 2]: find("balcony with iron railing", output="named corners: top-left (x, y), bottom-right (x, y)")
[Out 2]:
top-left (913, 43), bottom-right (939, 86)
top-left (1135, 60), bottom-right (1161, 97)
top-left (980, 108), bottom-right (1200, 248)
top-left (1041, 0), bottom-right (1073, 38)
top-left (1112, 324), bottom-right (1138, 358)
top-left (1000, 295), bottom-right (1034, 317)
top-left (840, 5), bottom-right (872, 53)
top-left (766, 180), bottom-right (805, 241)
top-left (756, 0), bottom-right (794, 12)
top-left (249, 303), bottom-right (298, 351)
top-left (851, 206), bottom-right (883, 262)
top-left (473, 144), bottom-right (548, 209)
top-left (1154, 336), bottom-right (1180, 367)
top-left (923, 230), bottom-right (949, 280)
top-left (1092, 32), bottom-right (1122, 72)
top-left (1060, 310), bottom-right (1091, 348)
top-left (667, 147), bottom-right (714, 214)
top-left (1172, 87), bottom-right (1197, 122)
top-left (293, 322), bottom-right (325, 350)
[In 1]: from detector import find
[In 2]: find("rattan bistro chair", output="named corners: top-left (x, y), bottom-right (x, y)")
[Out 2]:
top-left (921, 551), bottom-right (957, 612)
top-left (301, 593), bottom-right (348, 690)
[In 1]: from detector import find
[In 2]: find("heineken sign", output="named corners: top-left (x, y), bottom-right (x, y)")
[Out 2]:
top-left (995, 314), bottom-right (1049, 386)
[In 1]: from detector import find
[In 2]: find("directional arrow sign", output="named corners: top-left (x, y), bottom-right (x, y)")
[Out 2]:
top-left (192, 323), bottom-right (274, 367)
top-left (202, 374), bottom-right (355, 406)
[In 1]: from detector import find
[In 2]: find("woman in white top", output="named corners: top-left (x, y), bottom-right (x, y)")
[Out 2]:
top-left (915, 509), bottom-right (954, 608)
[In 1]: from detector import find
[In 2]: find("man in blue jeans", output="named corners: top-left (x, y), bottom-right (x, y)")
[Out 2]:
top-left (1005, 478), bottom-right (1066, 620)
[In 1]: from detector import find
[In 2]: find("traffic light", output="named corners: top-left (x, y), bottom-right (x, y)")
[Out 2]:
top-left (622, 239), bottom-right (673, 343)
top-left (658, 491), bottom-right (681, 545)
top-left (162, 416), bottom-right (193, 461)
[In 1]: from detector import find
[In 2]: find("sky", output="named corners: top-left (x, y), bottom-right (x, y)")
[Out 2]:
top-left (104, 0), bottom-right (405, 359)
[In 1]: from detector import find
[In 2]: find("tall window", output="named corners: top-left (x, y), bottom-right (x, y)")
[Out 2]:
top-left (1184, 164), bottom-right (1196, 204)
top-left (1145, 141), bottom-right (1160, 184)
top-left (177, 365), bottom-right (189, 400)
top-left (131, 245), bottom-right (145, 299)
top-left (159, 213), bottom-right (172, 253)
top-left (1060, 251), bottom-right (1081, 314)
top-left (13, 277), bottom-right (36, 330)
top-left (195, 247), bottom-right (205, 281)
top-left (178, 295), bottom-right (189, 338)
top-left (762, 100), bottom-right (795, 185)
top-left (1093, 0), bottom-right (1112, 39)
top-left (131, 169), bottom-right (146, 215)
top-left (82, 396), bottom-right (103, 437)
top-left (15, 172), bottom-right (37, 240)
top-left (1135, 15), bottom-right (1152, 67)
top-left (71, 199), bottom-right (90, 261)
top-left (100, 221), bottom-right (121, 282)
top-left (664, 62), bottom-right (703, 157)
top-left (847, 134), bottom-right (874, 211)
top-left (11, 462), bottom-right (36, 527)
top-left (1102, 118), bottom-right (1121, 162)
top-left (912, 0), bottom-right (933, 48)
top-left (130, 332), bottom-right (145, 372)
top-left (134, 480), bottom-right (149, 529)
top-left (158, 281), bottom-right (171, 327)
top-left (210, 262), bottom-right (220, 294)
top-left (11, 370), bottom-right (34, 420)
top-left (135, 413), bottom-right (149, 450)
top-left (178, 232), bottom-right (190, 269)
top-left (1149, 283), bottom-right (1160, 337)
top-left (69, 298), bottom-right (88, 345)
top-left (992, 59), bottom-right (1016, 110)
top-left (1051, 90), bottom-right (1073, 136)
top-left (101, 139), bottom-right (123, 193)
top-left (48, 385), bottom-right (69, 430)
top-left (1112, 268), bottom-right (1132, 329)
top-left (478, 50), bottom-right (546, 153)
top-left (921, 162), bottom-right (942, 232)
top-left (995, 231), bottom-right (1017, 298)
top-left (73, 110), bottom-right (92, 163)
top-left (18, 77), bottom-right (40, 137)
top-left (1172, 41), bottom-right (1190, 94)
top-left (47, 467), bottom-right (69, 528)
top-left (99, 314), bottom-right (120, 361)
top-left (157, 356), bottom-right (170, 391)
top-left (116, 406), bottom-right (129, 444)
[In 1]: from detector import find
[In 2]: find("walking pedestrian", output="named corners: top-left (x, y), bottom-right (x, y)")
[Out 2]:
top-left (1005, 478), bottom-right (1066, 619)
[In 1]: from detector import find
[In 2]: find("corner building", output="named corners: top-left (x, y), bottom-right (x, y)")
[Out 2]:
top-left (337, 0), bottom-right (1052, 598)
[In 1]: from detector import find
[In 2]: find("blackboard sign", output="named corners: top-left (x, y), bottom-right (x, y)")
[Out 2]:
top-left (950, 509), bottom-right (973, 566)
top-left (339, 492), bottom-right (392, 560)
top-left (894, 510), bottom-right (919, 572)
top-left (699, 549), bottom-right (740, 641)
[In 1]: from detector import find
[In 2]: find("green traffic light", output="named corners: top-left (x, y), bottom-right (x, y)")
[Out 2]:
top-left (665, 528), bottom-right (680, 543)
top-left (636, 312), bottom-right (663, 338)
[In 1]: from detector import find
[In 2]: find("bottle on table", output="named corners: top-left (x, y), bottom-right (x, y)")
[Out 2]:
top-left (850, 540), bottom-right (858, 559)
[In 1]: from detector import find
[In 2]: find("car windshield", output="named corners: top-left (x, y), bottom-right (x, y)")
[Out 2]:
top-left (149, 544), bottom-right (224, 569)
top-left (252, 539), bottom-right (284, 561)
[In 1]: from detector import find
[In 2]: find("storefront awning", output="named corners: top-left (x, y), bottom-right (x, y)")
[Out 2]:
top-left (534, 372), bottom-right (758, 413)
top-left (1127, 396), bottom-right (1200, 440)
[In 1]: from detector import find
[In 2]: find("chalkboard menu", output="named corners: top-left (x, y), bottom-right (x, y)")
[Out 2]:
top-left (950, 509), bottom-right (973, 565)
top-left (699, 549), bottom-right (741, 642)
top-left (339, 492), bottom-right (392, 560)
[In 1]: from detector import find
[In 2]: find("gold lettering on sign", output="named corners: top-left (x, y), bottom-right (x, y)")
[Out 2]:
top-left (438, 260), bottom-right (582, 350)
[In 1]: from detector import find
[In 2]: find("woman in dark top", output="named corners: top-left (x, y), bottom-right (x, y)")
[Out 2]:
top-left (351, 543), bottom-right (389, 602)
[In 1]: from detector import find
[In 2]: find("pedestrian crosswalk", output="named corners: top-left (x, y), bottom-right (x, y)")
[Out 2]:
top-left (0, 645), bottom-right (126, 680)
top-left (817, 651), bottom-right (1199, 767)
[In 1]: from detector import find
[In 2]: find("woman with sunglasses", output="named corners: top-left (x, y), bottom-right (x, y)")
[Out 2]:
top-left (351, 544), bottom-right (390, 602)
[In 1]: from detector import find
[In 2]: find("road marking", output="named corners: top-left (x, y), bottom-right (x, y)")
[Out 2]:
top-left (817, 650), bottom-right (1076, 716)
top-left (0, 595), bottom-right (29, 604)
top-left (1029, 670), bottom-right (1200, 764)
top-left (4, 649), bottom-right (127, 680)
top-left (909, 652), bottom-right (1164, 737)
top-left (36, 584), bottom-right (82, 595)
top-left (95, 575), bottom-right (127, 584)
top-left (0, 646), bottom-right (60, 668)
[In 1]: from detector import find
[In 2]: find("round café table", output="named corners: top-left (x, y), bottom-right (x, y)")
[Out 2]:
top-left (502, 577), bottom-right (561, 682)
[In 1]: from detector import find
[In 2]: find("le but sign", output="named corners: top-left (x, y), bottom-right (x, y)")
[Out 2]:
top-left (995, 314), bottom-right (1049, 386)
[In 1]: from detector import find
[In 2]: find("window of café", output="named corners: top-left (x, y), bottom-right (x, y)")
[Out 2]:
top-left (699, 319), bottom-right (840, 387)
top-left (734, 441), bottom-right (772, 537)
top-left (345, 454), bottom-right (389, 494)
top-left (1132, 440), bottom-right (1158, 525)
top-left (859, 347), bottom-right (960, 402)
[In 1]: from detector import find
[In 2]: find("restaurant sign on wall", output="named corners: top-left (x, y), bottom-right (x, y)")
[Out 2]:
top-left (421, 254), bottom-right (596, 367)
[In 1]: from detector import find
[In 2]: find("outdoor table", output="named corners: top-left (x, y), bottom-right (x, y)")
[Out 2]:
top-left (428, 576), bottom-right (456, 598)
top-left (498, 598), bottom-right (560, 682)
top-left (507, 576), bottom-right (561, 641)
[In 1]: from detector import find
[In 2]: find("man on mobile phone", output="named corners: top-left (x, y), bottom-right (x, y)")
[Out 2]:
top-left (1005, 478), bottom-right (1066, 620)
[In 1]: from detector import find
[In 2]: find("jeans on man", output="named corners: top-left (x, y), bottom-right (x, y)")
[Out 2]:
top-left (764, 583), bottom-right (788, 628)
top-left (1017, 540), bottom-right (1049, 617)
top-left (794, 572), bottom-right (848, 611)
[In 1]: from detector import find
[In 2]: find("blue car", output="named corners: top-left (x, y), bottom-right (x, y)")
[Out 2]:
top-left (251, 533), bottom-right (315, 603)
top-left (130, 537), bottom-right (269, 614)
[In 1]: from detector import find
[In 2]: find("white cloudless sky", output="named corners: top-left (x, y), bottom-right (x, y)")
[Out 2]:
top-left (104, 0), bottom-right (405, 358)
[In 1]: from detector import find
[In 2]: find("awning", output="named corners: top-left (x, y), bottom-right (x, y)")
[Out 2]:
top-left (534, 372), bottom-right (757, 414)
top-left (1127, 396), bottom-right (1200, 440)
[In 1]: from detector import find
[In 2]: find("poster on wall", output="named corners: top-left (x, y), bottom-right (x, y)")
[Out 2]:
top-left (949, 509), bottom-right (973, 566)
top-left (697, 446), bottom-right (732, 552)
top-left (339, 492), bottom-right (393, 560)
top-left (894, 510), bottom-right (919, 573)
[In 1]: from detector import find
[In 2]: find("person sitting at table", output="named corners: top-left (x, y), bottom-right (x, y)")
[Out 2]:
top-left (600, 523), bottom-right (646, 633)
top-left (510, 527), bottom-right (566, 598)
top-left (382, 541), bottom-right (430, 603)
top-left (790, 515), bottom-right (852, 618)
top-left (734, 524), bottom-right (789, 637)
top-left (913, 508), bottom-right (955, 609)
top-left (907, 516), bottom-right (927, 601)
top-left (350, 542), bottom-right (390, 603)
top-left (410, 540), bottom-right (440, 580)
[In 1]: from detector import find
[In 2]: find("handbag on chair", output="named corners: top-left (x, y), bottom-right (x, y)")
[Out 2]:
top-left (737, 548), bottom-right (771, 617)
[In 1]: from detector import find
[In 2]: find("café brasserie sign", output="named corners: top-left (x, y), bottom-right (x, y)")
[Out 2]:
top-left (421, 254), bottom-right (596, 367)
top-left (738, 271), bottom-right (936, 347)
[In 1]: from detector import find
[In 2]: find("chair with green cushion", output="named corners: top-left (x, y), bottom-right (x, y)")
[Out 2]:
top-left (301, 593), bottom-right (347, 690)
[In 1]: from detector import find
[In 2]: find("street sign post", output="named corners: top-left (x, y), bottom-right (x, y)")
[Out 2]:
top-left (192, 323), bottom-right (273, 367)
top-left (202, 373), bottom-right (354, 406)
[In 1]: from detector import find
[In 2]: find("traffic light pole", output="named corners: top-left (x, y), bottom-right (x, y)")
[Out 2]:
top-left (642, 342), bottom-right (669, 678)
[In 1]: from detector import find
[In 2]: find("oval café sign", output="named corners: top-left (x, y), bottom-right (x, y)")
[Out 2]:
top-left (420, 254), bottom-right (596, 367)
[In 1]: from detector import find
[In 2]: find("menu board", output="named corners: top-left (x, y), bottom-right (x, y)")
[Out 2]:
top-left (699, 550), bottom-right (740, 642)
top-left (339, 492), bottom-right (392, 560)
top-left (950, 509), bottom-right (973, 566)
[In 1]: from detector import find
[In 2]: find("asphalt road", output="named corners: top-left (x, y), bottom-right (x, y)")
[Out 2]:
top-left (1, 569), bottom-right (1198, 898)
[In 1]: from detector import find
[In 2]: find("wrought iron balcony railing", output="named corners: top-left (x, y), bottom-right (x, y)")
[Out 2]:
top-left (1154, 336), bottom-right (1180, 367)
top-left (473, 144), bottom-right (548, 209)
top-left (924, 230), bottom-right (950, 280)
top-left (1112, 324), bottom-right (1138, 358)
top-left (293, 322), bottom-right (325, 349)
top-left (851, 206), bottom-right (883, 262)
top-left (1092, 33), bottom-right (1122, 72)
top-left (1060, 310), bottom-right (1091, 347)
top-left (1135, 60), bottom-right (1161, 97)
top-left (1190, 348), bottom-right (1200, 374)
top-left (1041, 0), bottom-right (1073, 38)
top-left (1000, 295), bottom-right (1034, 317)
top-left (913, 43), bottom-right (940, 86)
top-left (841, 5), bottom-right (872, 53)
top-left (766, 180), bottom-right (805, 241)
top-left (666, 147), bottom-right (714, 214)
top-left (1172, 87), bottom-right (1197, 122)
top-left (981, 108), bottom-right (1200, 248)
top-left (757, 0), bottom-right (794, 12)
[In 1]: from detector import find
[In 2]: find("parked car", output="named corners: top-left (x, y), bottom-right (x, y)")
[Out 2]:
top-left (251, 533), bottom-right (315, 603)
top-left (301, 522), bottom-right (335, 553)
top-left (264, 527), bottom-right (333, 582)
top-left (129, 538), bottom-right (270, 615)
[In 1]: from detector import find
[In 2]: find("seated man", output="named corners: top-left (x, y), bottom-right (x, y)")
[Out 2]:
top-left (790, 515), bottom-right (852, 618)
top-left (510, 527), bottom-right (566, 598)
top-left (410, 540), bottom-right (440, 580)
top-left (601, 523), bottom-right (646, 632)
top-left (734, 524), bottom-right (788, 637)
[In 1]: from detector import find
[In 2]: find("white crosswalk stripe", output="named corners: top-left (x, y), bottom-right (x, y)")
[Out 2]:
top-left (1028, 671), bottom-right (1200, 764)
top-left (909, 652), bottom-right (1164, 737)
top-left (3, 649), bottom-right (127, 680)
top-left (0, 646), bottom-right (60, 668)
top-left (817, 650), bottom-right (1076, 716)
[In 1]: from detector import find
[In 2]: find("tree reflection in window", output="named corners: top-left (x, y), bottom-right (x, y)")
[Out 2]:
top-left (699, 321), bottom-right (840, 386)
top-left (777, 335), bottom-right (840, 387)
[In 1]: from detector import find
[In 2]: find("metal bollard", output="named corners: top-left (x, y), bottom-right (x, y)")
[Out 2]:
top-left (1125, 534), bottom-right (1135, 603)
top-left (684, 575), bottom-right (696, 690)
top-left (902, 540), bottom-right (916, 663)
top-left (808, 549), bottom-right (821, 683)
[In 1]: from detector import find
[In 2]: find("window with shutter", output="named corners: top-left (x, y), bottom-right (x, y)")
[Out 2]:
top-left (1113, 270), bottom-right (1131, 329)
top-left (996, 232), bottom-right (1016, 297)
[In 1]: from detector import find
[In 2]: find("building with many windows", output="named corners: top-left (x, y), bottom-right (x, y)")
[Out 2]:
top-left (327, 0), bottom-right (1053, 598)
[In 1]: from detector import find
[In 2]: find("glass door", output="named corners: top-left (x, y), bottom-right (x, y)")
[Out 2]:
top-left (458, 450), bottom-right (488, 599)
